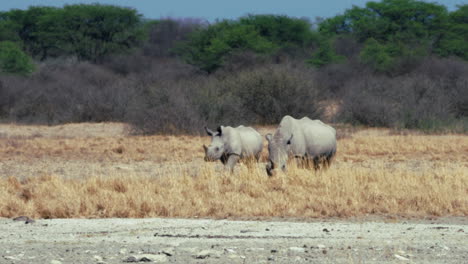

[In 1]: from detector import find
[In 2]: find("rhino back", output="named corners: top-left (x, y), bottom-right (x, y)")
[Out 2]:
top-left (235, 126), bottom-right (263, 157)
top-left (221, 126), bottom-right (242, 155)
top-left (299, 118), bottom-right (336, 157)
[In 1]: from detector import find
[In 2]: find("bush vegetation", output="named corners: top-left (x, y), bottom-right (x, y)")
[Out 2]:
top-left (0, 0), bottom-right (467, 133)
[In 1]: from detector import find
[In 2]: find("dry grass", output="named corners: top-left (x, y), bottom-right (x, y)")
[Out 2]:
top-left (0, 123), bottom-right (467, 219)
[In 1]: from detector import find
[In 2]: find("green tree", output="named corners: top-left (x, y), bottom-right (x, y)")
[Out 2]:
top-left (0, 41), bottom-right (34, 75)
top-left (0, 17), bottom-right (21, 43)
top-left (239, 15), bottom-right (316, 48)
top-left (178, 20), bottom-right (276, 72)
top-left (36, 4), bottom-right (144, 62)
top-left (178, 15), bottom-right (320, 72)
top-left (0, 7), bottom-right (58, 60)
top-left (307, 37), bottom-right (344, 67)
top-left (360, 38), bottom-right (394, 72)
top-left (436, 5), bottom-right (468, 60)
top-left (316, 0), bottom-right (450, 70)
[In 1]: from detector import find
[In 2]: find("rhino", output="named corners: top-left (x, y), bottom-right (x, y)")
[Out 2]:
top-left (265, 115), bottom-right (336, 176)
top-left (203, 125), bottom-right (263, 171)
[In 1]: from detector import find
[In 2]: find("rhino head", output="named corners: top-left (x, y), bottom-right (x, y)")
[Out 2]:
top-left (265, 132), bottom-right (293, 176)
top-left (203, 126), bottom-right (225, 161)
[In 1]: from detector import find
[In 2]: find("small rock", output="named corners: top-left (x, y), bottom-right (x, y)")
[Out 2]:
top-left (394, 254), bottom-right (409, 261)
top-left (270, 249), bottom-right (278, 253)
top-left (119, 248), bottom-right (128, 255)
top-left (13, 216), bottom-right (29, 221)
top-left (194, 250), bottom-right (221, 259)
top-left (267, 256), bottom-right (275, 261)
top-left (161, 248), bottom-right (175, 256)
top-left (124, 254), bottom-right (168, 263)
top-left (317, 244), bottom-right (326, 249)
top-left (123, 256), bottom-right (137, 263)
top-left (225, 248), bottom-right (236, 254)
top-left (4, 256), bottom-right (19, 261)
top-left (140, 254), bottom-right (168, 263)
top-left (322, 228), bottom-right (330, 233)
top-left (457, 229), bottom-right (464, 232)
top-left (289, 247), bottom-right (305, 253)
top-left (50, 260), bottom-right (62, 264)
top-left (94, 255), bottom-right (103, 262)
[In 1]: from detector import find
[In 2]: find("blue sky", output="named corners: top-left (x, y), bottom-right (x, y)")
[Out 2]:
top-left (0, 0), bottom-right (464, 21)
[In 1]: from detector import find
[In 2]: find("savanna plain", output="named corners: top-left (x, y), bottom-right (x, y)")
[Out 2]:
top-left (0, 122), bottom-right (467, 263)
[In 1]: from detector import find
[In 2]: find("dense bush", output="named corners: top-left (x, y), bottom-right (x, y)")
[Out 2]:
top-left (0, 62), bottom-right (133, 124)
top-left (197, 63), bottom-right (324, 126)
top-left (337, 57), bottom-right (468, 132)
top-left (0, 1), bottom-right (467, 134)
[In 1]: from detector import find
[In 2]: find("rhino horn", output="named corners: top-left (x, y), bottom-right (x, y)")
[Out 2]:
top-left (205, 127), bottom-right (214, 136)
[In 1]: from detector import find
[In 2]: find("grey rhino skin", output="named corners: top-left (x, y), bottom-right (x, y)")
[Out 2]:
top-left (204, 125), bottom-right (263, 171)
top-left (266, 115), bottom-right (336, 176)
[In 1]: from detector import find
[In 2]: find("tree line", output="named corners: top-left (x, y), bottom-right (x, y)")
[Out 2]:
top-left (0, 0), bottom-right (467, 133)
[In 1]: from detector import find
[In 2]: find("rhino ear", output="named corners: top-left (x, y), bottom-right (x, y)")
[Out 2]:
top-left (265, 133), bottom-right (272, 142)
top-left (216, 126), bottom-right (223, 136)
top-left (287, 134), bottom-right (293, 145)
top-left (205, 127), bottom-right (214, 136)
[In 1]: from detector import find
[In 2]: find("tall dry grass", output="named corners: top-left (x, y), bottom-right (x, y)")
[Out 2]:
top-left (1, 161), bottom-right (466, 219)
top-left (0, 124), bottom-right (467, 219)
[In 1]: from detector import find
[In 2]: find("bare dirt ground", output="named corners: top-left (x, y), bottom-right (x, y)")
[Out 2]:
top-left (1, 217), bottom-right (467, 264)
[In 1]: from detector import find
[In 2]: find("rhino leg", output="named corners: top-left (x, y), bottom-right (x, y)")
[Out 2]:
top-left (299, 156), bottom-right (314, 170)
top-left (220, 153), bottom-right (229, 165)
top-left (255, 152), bottom-right (262, 162)
top-left (313, 156), bottom-right (321, 170)
top-left (225, 154), bottom-right (240, 172)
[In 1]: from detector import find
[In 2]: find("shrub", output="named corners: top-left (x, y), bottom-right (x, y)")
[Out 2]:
top-left (337, 57), bottom-right (468, 132)
top-left (4, 62), bottom-right (133, 124)
top-left (197, 63), bottom-right (324, 126)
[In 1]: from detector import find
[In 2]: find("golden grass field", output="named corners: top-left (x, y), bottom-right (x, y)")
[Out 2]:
top-left (0, 123), bottom-right (467, 219)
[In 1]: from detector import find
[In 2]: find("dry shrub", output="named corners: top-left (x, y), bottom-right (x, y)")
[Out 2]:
top-left (336, 57), bottom-right (468, 132)
top-left (1, 62), bottom-right (133, 124)
top-left (198, 63), bottom-right (325, 127)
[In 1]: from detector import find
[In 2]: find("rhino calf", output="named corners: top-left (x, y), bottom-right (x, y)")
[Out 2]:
top-left (266, 115), bottom-right (336, 176)
top-left (203, 125), bottom-right (263, 171)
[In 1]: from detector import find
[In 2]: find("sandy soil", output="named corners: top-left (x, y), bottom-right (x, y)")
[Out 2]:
top-left (1, 217), bottom-right (467, 264)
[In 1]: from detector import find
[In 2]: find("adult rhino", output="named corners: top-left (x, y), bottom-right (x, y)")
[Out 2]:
top-left (265, 115), bottom-right (336, 176)
top-left (203, 125), bottom-right (263, 171)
